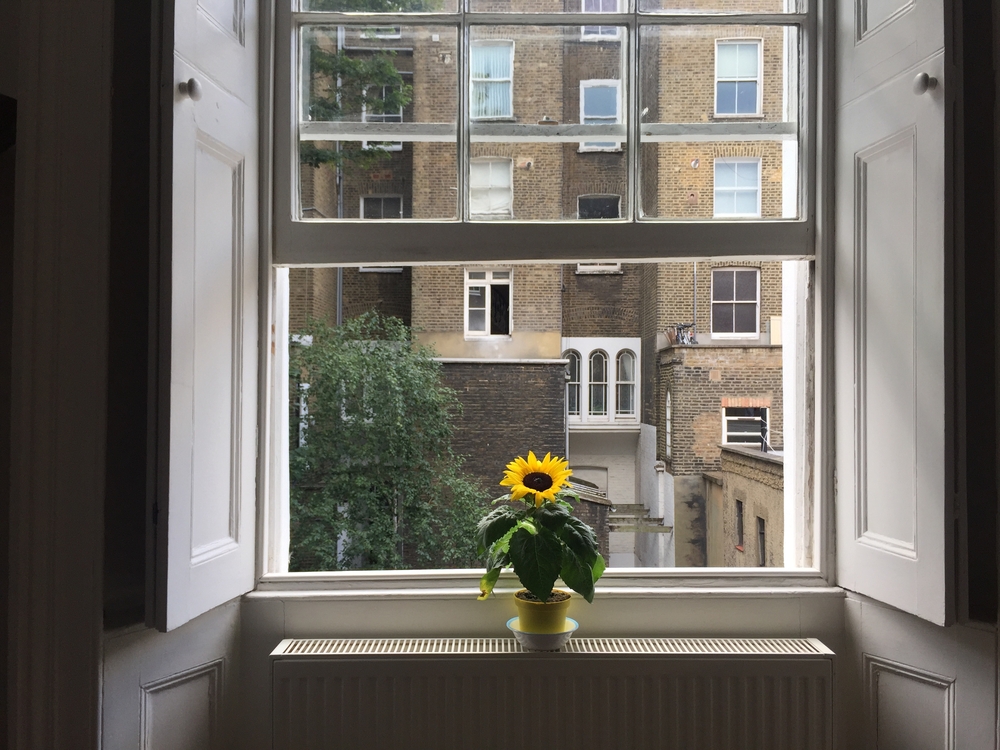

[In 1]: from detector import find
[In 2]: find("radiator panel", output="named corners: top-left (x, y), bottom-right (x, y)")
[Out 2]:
top-left (272, 639), bottom-right (833, 750)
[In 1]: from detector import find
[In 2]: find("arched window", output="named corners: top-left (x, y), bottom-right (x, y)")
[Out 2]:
top-left (589, 351), bottom-right (608, 416)
top-left (565, 350), bottom-right (581, 417)
top-left (616, 350), bottom-right (635, 416)
top-left (665, 391), bottom-right (672, 458)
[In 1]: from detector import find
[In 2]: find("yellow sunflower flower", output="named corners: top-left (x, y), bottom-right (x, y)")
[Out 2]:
top-left (500, 451), bottom-right (573, 506)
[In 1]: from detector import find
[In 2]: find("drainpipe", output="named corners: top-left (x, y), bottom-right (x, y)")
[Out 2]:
top-left (692, 262), bottom-right (698, 343)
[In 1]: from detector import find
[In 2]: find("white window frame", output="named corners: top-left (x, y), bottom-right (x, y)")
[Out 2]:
top-left (565, 349), bottom-right (582, 417)
top-left (267, 3), bottom-right (827, 588)
top-left (464, 268), bottom-right (512, 338)
top-left (615, 350), bottom-right (636, 417)
top-left (714, 38), bottom-right (763, 118)
top-left (470, 40), bottom-right (514, 120)
top-left (469, 157), bottom-right (513, 219)
top-left (713, 158), bottom-right (762, 218)
top-left (360, 194), bottom-right (404, 219)
top-left (562, 337), bottom-right (641, 427)
top-left (665, 391), bottom-right (672, 458)
top-left (576, 262), bottom-right (622, 274)
top-left (581, 0), bottom-right (621, 41)
top-left (361, 81), bottom-right (405, 151)
top-left (711, 267), bottom-right (761, 338)
top-left (722, 406), bottom-right (770, 447)
top-left (579, 79), bottom-right (622, 152)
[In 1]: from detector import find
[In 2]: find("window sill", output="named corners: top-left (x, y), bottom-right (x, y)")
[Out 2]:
top-left (250, 568), bottom-right (837, 602)
top-left (568, 422), bottom-right (641, 432)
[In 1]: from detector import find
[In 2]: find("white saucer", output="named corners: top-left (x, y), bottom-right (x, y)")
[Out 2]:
top-left (506, 616), bottom-right (579, 651)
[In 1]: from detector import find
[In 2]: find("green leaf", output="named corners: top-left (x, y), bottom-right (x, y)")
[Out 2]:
top-left (517, 518), bottom-right (539, 536)
top-left (558, 516), bottom-right (600, 564)
top-left (485, 525), bottom-right (517, 570)
top-left (478, 568), bottom-right (501, 600)
top-left (591, 553), bottom-right (606, 583)
top-left (475, 505), bottom-right (519, 555)
top-left (560, 548), bottom-right (595, 603)
top-left (509, 527), bottom-right (562, 602)
top-left (533, 501), bottom-right (570, 533)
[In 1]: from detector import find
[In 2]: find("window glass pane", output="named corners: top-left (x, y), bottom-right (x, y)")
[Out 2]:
top-left (467, 26), bottom-right (628, 219)
top-left (639, 25), bottom-right (798, 220)
top-left (282, 260), bottom-right (809, 571)
top-left (735, 81), bottom-right (758, 115)
top-left (639, 0), bottom-right (797, 13)
top-left (734, 270), bottom-right (757, 300)
top-left (733, 302), bottom-right (757, 332)
top-left (468, 309), bottom-right (486, 331)
top-left (712, 303), bottom-right (734, 332)
top-left (298, 25), bottom-right (458, 221)
top-left (468, 285), bottom-right (485, 308)
top-left (579, 196), bottom-right (620, 219)
top-left (713, 270), bottom-right (735, 301)
top-left (301, 0), bottom-right (459, 12)
top-left (490, 283), bottom-right (511, 334)
top-left (716, 82), bottom-right (737, 115)
top-left (583, 86), bottom-right (617, 117)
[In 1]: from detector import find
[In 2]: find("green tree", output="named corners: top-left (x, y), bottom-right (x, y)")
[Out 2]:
top-left (301, 21), bottom-right (422, 170)
top-left (289, 312), bottom-right (486, 571)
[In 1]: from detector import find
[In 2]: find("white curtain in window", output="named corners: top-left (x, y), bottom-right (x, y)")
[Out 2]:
top-left (471, 44), bottom-right (512, 118)
top-left (470, 159), bottom-right (512, 216)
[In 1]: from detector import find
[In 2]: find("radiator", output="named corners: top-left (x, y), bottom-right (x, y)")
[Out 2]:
top-left (271, 637), bottom-right (834, 750)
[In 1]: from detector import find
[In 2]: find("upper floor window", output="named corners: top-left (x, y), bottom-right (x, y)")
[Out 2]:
top-left (615, 350), bottom-right (636, 416)
top-left (665, 391), bottom-right (672, 458)
top-left (715, 39), bottom-right (762, 117)
top-left (565, 350), bottom-right (581, 416)
top-left (579, 195), bottom-right (620, 219)
top-left (723, 406), bottom-right (769, 447)
top-left (563, 338), bottom-right (641, 425)
top-left (712, 267), bottom-right (760, 337)
top-left (470, 158), bottom-right (513, 219)
top-left (465, 269), bottom-right (511, 336)
top-left (361, 195), bottom-right (403, 219)
top-left (589, 351), bottom-right (608, 415)
top-left (362, 83), bottom-right (405, 151)
top-left (580, 80), bottom-right (622, 151)
top-left (714, 158), bottom-right (761, 217)
top-left (470, 41), bottom-right (514, 120)
top-left (581, 0), bottom-right (620, 40)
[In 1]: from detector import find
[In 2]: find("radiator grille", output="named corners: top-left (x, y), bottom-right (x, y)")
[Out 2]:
top-left (272, 637), bottom-right (834, 749)
top-left (273, 636), bottom-right (832, 657)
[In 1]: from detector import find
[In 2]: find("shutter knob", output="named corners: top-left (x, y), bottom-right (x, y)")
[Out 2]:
top-left (912, 72), bottom-right (938, 95)
top-left (179, 78), bottom-right (203, 101)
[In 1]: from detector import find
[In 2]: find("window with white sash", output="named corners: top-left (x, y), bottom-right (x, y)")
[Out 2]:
top-left (470, 41), bottom-right (514, 120)
top-left (261, 0), bottom-right (849, 587)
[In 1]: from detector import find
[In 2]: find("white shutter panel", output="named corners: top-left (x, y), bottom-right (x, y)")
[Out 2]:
top-left (834, 0), bottom-right (951, 623)
top-left (154, 0), bottom-right (258, 631)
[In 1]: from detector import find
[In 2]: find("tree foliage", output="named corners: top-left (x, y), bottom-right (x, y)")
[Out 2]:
top-left (302, 27), bottom-right (416, 170)
top-left (289, 313), bottom-right (486, 571)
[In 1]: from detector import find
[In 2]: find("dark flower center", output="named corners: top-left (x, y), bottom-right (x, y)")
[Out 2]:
top-left (523, 472), bottom-right (554, 492)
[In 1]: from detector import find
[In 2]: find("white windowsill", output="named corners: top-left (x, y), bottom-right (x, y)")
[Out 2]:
top-left (250, 568), bottom-right (838, 601)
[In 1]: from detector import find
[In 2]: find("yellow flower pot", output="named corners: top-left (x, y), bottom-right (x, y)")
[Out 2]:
top-left (513, 589), bottom-right (572, 634)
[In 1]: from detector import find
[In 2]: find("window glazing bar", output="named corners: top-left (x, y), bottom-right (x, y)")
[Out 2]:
top-left (292, 12), bottom-right (807, 26)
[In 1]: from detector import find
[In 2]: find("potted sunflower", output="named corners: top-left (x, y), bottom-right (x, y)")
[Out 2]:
top-left (476, 451), bottom-right (606, 634)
